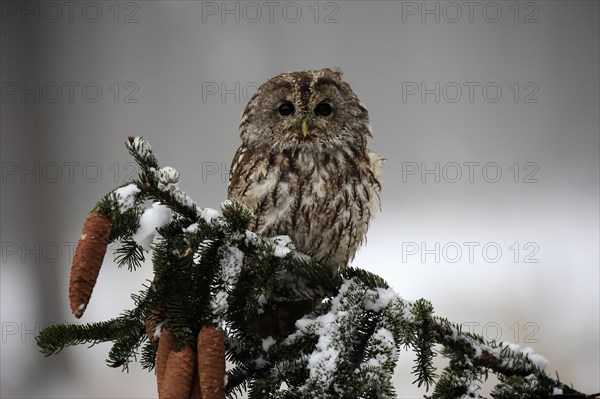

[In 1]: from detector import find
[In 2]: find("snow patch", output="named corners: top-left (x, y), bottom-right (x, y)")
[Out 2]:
top-left (154, 321), bottom-right (164, 339)
top-left (256, 294), bottom-right (268, 314)
top-left (220, 246), bottom-right (244, 286)
top-left (173, 190), bottom-right (198, 214)
top-left (201, 208), bottom-right (221, 224)
top-left (113, 184), bottom-right (140, 212)
top-left (295, 280), bottom-right (357, 391)
top-left (363, 287), bottom-right (397, 312)
top-left (183, 222), bottom-right (198, 233)
top-left (372, 328), bottom-right (395, 347)
top-left (362, 328), bottom-right (396, 370)
top-left (499, 342), bottom-right (549, 370)
top-left (156, 166), bottom-right (180, 192)
top-left (193, 239), bottom-right (214, 265)
top-left (262, 337), bottom-right (276, 352)
top-left (132, 137), bottom-right (151, 159)
top-left (268, 235), bottom-right (294, 257)
top-left (211, 290), bottom-right (229, 317)
top-left (147, 164), bottom-right (199, 215)
top-left (132, 202), bottom-right (173, 251)
top-left (244, 230), bottom-right (260, 246)
top-left (458, 381), bottom-right (480, 398)
top-left (307, 335), bottom-right (340, 385)
top-left (221, 199), bottom-right (235, 207)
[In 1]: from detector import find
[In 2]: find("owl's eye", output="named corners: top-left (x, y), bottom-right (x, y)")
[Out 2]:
top-left (314, 102), bottom-right (332, 116)
top-left (278, 102), bottom-right (295, 116)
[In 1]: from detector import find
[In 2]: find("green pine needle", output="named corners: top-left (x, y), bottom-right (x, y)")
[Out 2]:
top-left (36, 137), bottom-right (588, 399)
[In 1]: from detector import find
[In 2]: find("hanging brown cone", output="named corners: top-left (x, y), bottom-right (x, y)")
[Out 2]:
top-left (69, 211), bottom-right (111, 318)
top-left (145, 305), bottom-right (165, 343)
top-left (197, 325), bottom-right (226, 399)
top-left (156, 328), bottom-right (174, 395)
top-left (160, 343), bottom-right (196, 399)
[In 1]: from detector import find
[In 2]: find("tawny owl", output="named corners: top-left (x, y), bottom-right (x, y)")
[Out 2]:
top-left (228, 68), bottom-right (383, 336)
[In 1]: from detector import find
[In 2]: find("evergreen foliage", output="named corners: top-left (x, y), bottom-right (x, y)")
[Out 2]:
top-left (36, 137), bottom-right (592, 398)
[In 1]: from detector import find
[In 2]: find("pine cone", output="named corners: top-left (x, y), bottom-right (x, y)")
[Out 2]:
top-left (145, 305), bottom-right (165, 343)
top-left (155, 328), bottom-right (174, 395)
top-left (197, 326), bottom-right (226, 399)
top-left (69, 211), bottom-right (111, 318)
top-left (160, 343), bottom-right (196, 399)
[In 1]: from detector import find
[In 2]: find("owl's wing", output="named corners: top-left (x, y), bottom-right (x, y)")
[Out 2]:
top-left (227, 145), bottom-right (246, 199)
top-left (227, 144), bottom-right (264, 201)
top-left (367, 150), bottom-right (385, 188)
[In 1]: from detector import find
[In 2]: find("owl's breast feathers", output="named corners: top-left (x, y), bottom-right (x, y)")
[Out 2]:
top-left (228, 144), bottom-right (383, 270)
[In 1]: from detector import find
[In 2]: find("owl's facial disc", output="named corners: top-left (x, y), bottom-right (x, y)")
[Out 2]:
top-left (240, 68), bottom-right (369, 150)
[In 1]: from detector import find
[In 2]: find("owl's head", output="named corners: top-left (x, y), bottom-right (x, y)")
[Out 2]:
top-left (239, 68), bottom-right (371, 150)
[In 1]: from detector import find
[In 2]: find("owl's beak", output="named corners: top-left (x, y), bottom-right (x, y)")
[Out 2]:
top-left (301, 119), bottom-right (309, 138)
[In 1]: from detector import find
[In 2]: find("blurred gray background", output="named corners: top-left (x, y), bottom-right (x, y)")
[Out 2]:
top-left (1, 1), bottom-right (598, 397)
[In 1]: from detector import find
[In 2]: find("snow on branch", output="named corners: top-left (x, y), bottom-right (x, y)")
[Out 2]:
top-left (36, 137), bottom-right (592, 399)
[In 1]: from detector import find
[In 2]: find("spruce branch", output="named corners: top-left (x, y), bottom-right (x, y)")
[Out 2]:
top-left (408, 299), bottom-right (438, 390)
top-left (114, 238), bottom-right (146, 271)
top-left (37, 137), bottom-right (592, 399)
top-left (106, 315), bottom-right (146, 371)
top-left (36, 319), bottom-right (128, 356)
top-left (124, 136), bottom-right (199, 221)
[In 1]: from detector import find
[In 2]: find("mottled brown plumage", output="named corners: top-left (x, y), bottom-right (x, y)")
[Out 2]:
top-left (228, 68), bottom-right (383, 336)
